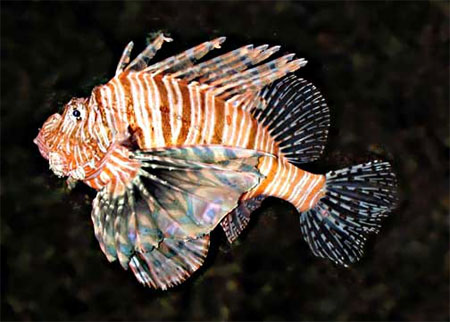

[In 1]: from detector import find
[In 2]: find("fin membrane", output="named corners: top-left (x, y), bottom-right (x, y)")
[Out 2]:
top-left (220, 195), bottom-right (266, 243)
top-left (91, 145), bottom-right (265, 288)
top-left (116, 33), bottom-right (174, 74)
top-left (252, 75), bottom-right (330, 164)
top-left (129, 234), bottom-right (210, 290)
top-left (165, 38), bottom-right (306, 103)
top-left (145, 37), bottom-right (226, 75)
top-left (299, 161), bottom-right (398, 266)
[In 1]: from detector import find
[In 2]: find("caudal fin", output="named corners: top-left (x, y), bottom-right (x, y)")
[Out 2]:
top-left (299, 160), bottom-right (398, 266)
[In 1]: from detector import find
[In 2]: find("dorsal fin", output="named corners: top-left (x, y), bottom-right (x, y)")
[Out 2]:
top-left (171, 43), bottom-right (306, 102)
top-left (172, 44), bottom-right (280, 82)
top-left (251, 75), bottom-right (330, 164)
top-left (145, 37), bottom-right (226, 75)
top-left (124, 33), bottom-right (173, 72)
top-left (115, 33), bottom-right (173, 76)
top-left (115, 41), bottom-right (134, 76)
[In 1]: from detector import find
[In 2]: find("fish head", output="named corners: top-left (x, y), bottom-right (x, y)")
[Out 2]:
top-left (34, 97), bottom-right (107, 179)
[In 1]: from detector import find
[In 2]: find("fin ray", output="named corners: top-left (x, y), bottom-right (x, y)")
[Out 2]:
top-left (115, 41), bottom-right (134, 76)
top-left (145, 37), bottom-right (226, 75)
top-left (129, 235), bottom-right (210, 290)
top-left (124, 33), bottom-right (173, 72)
top-left (299, 161), bottom-right (397, 266)
top-left (252, 75), bottom-right (330, 164)
top-left (91, 145), bottom-right (265, 288)
top-left (220, 195), bottom-right (266, 243)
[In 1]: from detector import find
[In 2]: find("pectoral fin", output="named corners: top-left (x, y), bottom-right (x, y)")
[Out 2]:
top-left (90, 145), bottom-right (266, 289)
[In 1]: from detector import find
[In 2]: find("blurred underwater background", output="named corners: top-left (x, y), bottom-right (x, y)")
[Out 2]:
top-left (1, 1), bottom-right (449, 321)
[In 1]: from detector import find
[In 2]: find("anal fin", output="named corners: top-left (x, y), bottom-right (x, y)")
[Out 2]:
top-left (220, 195), bottom-right (266, 243)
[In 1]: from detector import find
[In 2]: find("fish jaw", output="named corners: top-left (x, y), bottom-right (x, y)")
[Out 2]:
top-left (48, 152), bottom-right (68, 178)
top-left (35, 137), bottom-right (92, 180)
top-left (34, 113), bottom-right (62, 160)
top-left (34, 113), bottom-right (70, 178)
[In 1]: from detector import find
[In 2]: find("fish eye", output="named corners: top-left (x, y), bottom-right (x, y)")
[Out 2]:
top-left (72, 109), bottom-right (81, 118)
top-left (69, 104), bottom-right (85, 121)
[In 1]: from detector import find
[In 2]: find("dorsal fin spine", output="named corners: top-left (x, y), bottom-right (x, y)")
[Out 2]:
top-left (115, 41), bottom-right (134, 76)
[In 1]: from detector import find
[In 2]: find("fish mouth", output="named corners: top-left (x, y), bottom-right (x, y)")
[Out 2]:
top-left (34, 113), bottom-right (62, 160)
top-left (34, 132), bottom-right (68, 177)
top-left (48, 152), bottom-right (67, 178)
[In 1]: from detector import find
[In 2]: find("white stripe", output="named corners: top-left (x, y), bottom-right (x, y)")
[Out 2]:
top-left (112, 78), bottom-right (127, 120)
top-left (228, 103), bottom-right (239, 144)
top-left (100, 171), bottom-right (110, 183)
top-left (185, 83), bottom-right (197, 144)
top-left (201, 91), bottom-right (209, 143)
top-left (207, 91), bottom-right (216, 143)
top-left (135, 73), bottom-right (152, 147)
top-left (97, 125), bottom-right (109, 153)
top-left (284, 165), bottom-right (300, 202)
top-left (241, 113), bottom-right (253, 148)
top-left (308, 187), bottom-right (324, 209)
top-left (191, 85), bottom-right (202, 144)
top-left (73, 144), bottom-right (82, 166)
top-left (109, 80), bottom-right (125, 125)
top-left (93, 177), bottom-right (102, 189)
top-left (278, 162), bottom-right (293, 197)
top-left (171, 77), bottom-right (183, 142)
top-left (149, 75), bottom-right (165, 147)
top-left (162, 76), bottom-right (176, 143)
top-left (105, 162), bottom-right (122, 183)
top-left (266, 160), bottom-right (287, 196)
top-left (235, 110), bottom-right (247, 147)
top-left (289, 173), bottom-right (311, 203)
top-left (297, 175), bottom-right (322, 209)
top-left (103, 86), bottom-right (119, 133)
top-left (128, 73), bottom-right (147, 146)
top-left (254, 125), bottom-right (263, 151)
top-left (110, 154), bottom-right (137, 172)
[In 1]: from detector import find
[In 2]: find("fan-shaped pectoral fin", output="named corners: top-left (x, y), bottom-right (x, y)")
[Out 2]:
top-left (90, 144), bottom-right (267, 289)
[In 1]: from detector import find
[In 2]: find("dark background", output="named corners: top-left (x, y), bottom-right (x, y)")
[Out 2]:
top-left (1, 2), bottom-right (449, 321)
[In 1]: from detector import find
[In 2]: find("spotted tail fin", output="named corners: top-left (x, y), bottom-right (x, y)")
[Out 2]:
top-left (299, 161), bottom-right (398, 266)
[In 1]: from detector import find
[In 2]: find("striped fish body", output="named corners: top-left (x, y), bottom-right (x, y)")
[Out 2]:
top-left (91, 71), bottom-right (325, 211)
top-left (34, 34), bottom-right (397, 290)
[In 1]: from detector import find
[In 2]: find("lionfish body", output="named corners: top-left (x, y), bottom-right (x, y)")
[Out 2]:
top-left (35, 34), bottom-right (397, 289)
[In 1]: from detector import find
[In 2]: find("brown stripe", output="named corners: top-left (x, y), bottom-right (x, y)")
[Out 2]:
top-left (144, 73), bottom-right (161, 149)
top-left (117, 73), bottom-right (134, 131)
top-left (298, 175), bottom-right (326, 211)
top-left (245, 116), bottom-right (258, 149)
top-left (211, 98), bottom-right (225, 144)
top-left (154, 75), bottom-right (173, 145)
top-left (194, 87), bottom-right (204, 144)
top-left (175, 81), bottom-right (192, 145)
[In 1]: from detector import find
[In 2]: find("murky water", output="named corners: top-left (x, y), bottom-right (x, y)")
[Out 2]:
top-left (2, 2), bottom-right (449, 321)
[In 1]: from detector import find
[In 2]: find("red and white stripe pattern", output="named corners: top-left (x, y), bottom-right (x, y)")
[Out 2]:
top-left (37, 36), bottom-right (327, 212)
top-left (89, 69), bottom-right (326, 210)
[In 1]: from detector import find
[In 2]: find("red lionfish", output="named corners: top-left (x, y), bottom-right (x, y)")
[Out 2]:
top-left (34, 34), bottom-right (397, 290)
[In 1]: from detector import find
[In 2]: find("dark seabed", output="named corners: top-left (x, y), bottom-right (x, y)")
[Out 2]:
top-left (1, 2), bottom-right (449, 321)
